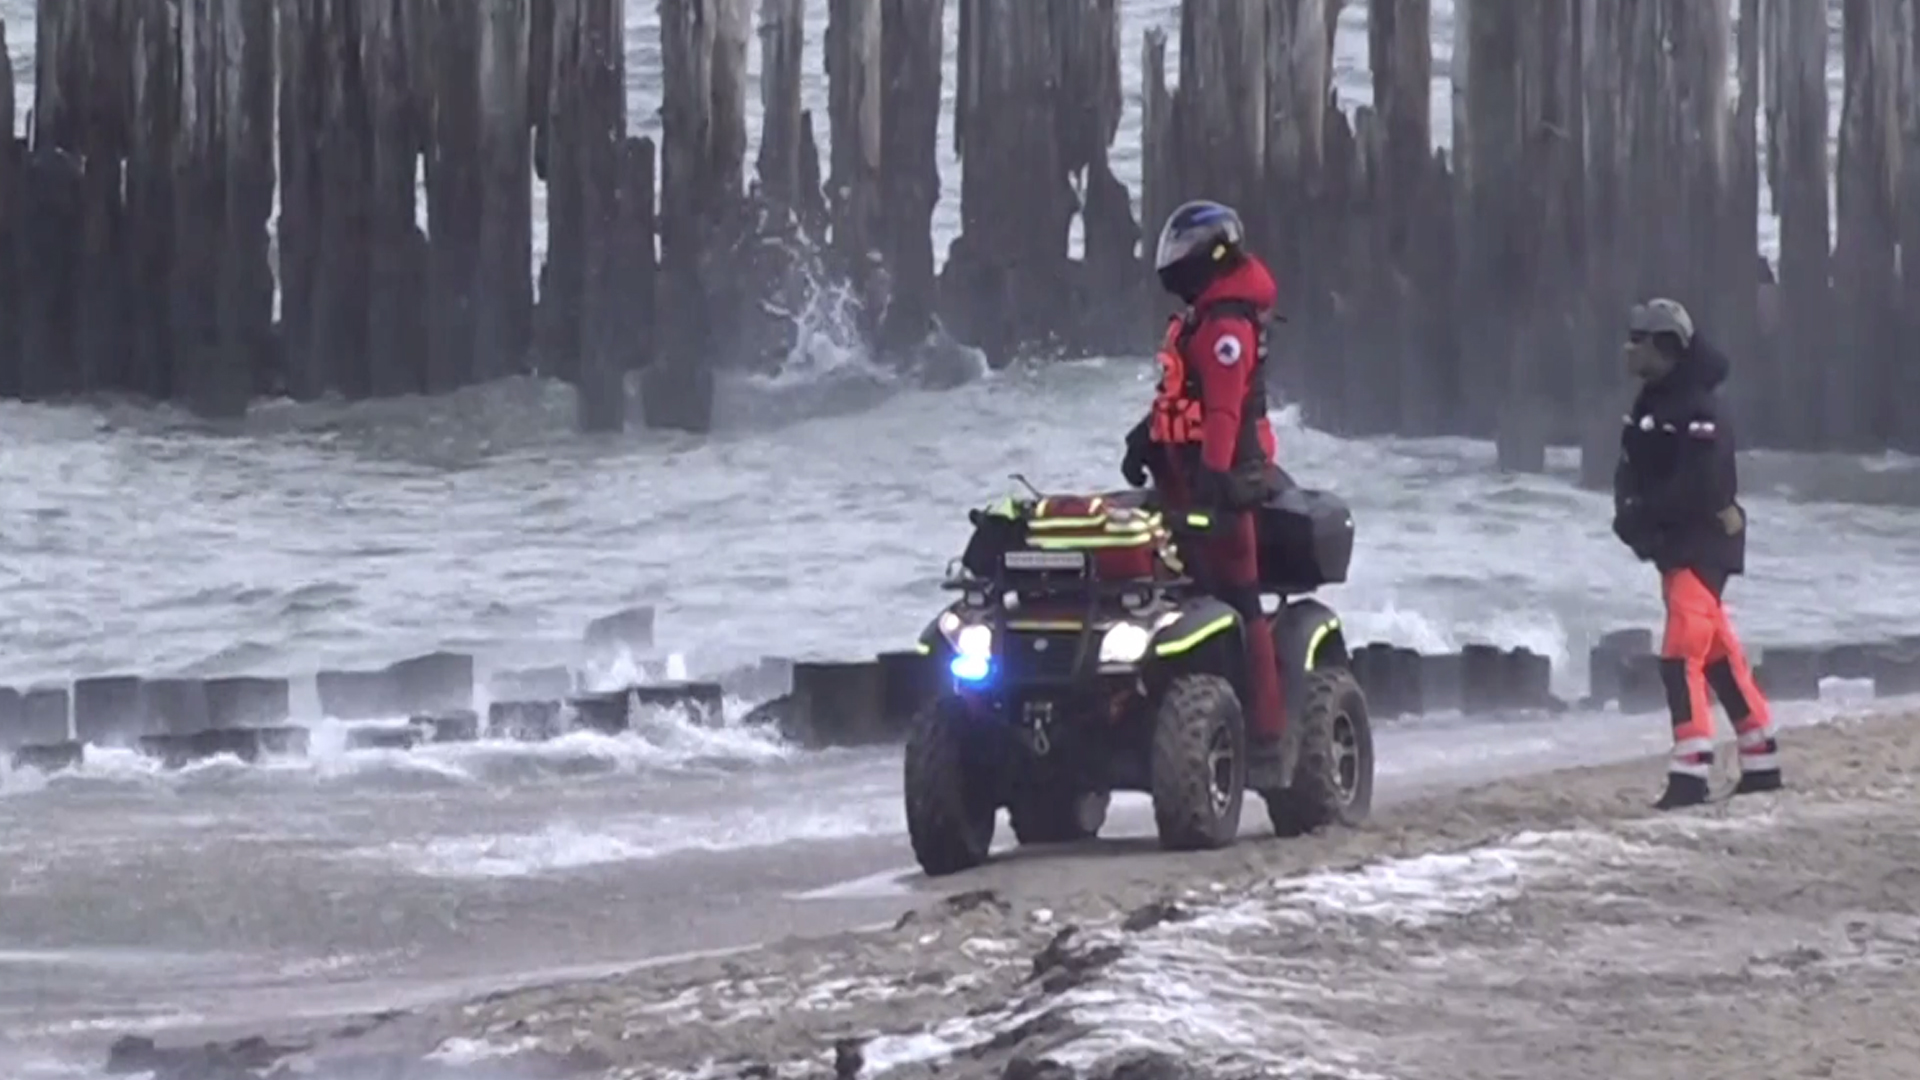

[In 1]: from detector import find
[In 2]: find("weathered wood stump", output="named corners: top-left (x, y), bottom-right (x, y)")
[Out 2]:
top-left (877, 0), bottom-right (945, 356)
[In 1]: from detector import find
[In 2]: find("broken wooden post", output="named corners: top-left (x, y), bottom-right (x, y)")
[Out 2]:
top-left (474, 0), bottom-right (534, 386)
top-left (1264, 0), bottom-right (1329, 278)
top-left (1367, 0), bottom-right (1432, 434)
top-left (308, 0), bottom-right (376, 399)
top-left (711, 0), bottom-right (751, 206)
top-left (422, 0), bottom-right (482, 391)
top-left (548, 0), bottom-right (629, 432)
top-left (360, 0), bottom-right (426, 399)
top-left (0, 16), bottom-right (17, 399)
top-left (277, 0), bottom-right (322, 398)
top-left (1765, 0), bottom-right (1829, 450)
top-left (877, 0), bottom-right (945, 355)
top-left (756, 0), bottom-right (806, 211)
top-left (1832, 0), bottom-right (1900, 449)
top-left (646, 0), bottom-right (717, 433)
top-left (1057, 0), bottom-right (1139, 355)
top-left (1177, 1), bottom-right (1265, 229)
top-left (123, 0), bottom-right (178, 401)
top-left (826, 0), bottom-right (883, 306)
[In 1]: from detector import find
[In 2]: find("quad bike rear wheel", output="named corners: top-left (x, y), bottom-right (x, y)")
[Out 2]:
top-left (905, 695), bottom-right (996, 875)
top-left (1265, 667), bottom-right (1374, 837)
top-left (1150, 673), bottom-right (1247, 850)
top-left (1009, 789), bottom-right (1109, 845)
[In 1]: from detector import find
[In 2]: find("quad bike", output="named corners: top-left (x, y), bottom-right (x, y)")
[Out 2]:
top-left (903, 479), bottom-right (1375, 876)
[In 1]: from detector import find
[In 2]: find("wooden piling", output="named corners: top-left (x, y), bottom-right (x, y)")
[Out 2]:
top-left (756, 0), bottom-right (806, 211)
top-left (1766, 0), bottom-right (1830, 450)
top-left (0, 16), bottom-right (18, 399)
top-left (276, 0), bottom-right (322, 398)
top-left (652, 0), bottom-right (718, 432)
top-left (548, 0), bottom-right (631, 432)
top-left (877, 0), bottom-right (945, 354)
top-left (826, 0), bottom-right (882, 298)
top-left (124, 0), bottom-right (178, 401)
top-left (422, 0), bottom-right (482, 391)
top-left (360, 0), bottom-right (424, 399)
top-left (1057, 0), bottom-right (1139, 354)
top-left (1366, 0), bottom-right (1433, 435)
top-left (1139, 27), bottom-right (1175, 280)
top-left (474, 0), bottom-right (533, 386)
top-left (1833, 0), bottom-right (1901, 449)
top-left (949, 0), bottom-right (1072, 366)
top-left (1177, 0), bottom-right (1265, 223)
top-left (1264, 0), bottom-right (1329, 261)
top-left (711, 0), bottom-right (752, 204)
top-left (1899, 0), bottom-right (1920, 447)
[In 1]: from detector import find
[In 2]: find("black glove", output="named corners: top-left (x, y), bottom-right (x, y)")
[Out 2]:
top-left (1121, 420), bottom-right (1152, 488)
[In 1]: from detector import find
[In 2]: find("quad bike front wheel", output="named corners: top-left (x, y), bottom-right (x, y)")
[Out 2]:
top-left (1265, 667), bottom-right (1374, 837)
top-left (1150, 673), bottom-right (1247, 851)
top-left (1009, 788), bottom-right (1109, 845)
top-left (904, 695), bottom-right (997, 875)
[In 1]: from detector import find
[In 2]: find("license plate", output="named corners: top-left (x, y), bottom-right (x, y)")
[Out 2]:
top-left (1003, 550), bottom-right (1086, 573)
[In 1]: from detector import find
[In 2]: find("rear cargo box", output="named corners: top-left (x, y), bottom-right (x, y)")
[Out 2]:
top-left (1255, 488), bottom-right (1354, 592)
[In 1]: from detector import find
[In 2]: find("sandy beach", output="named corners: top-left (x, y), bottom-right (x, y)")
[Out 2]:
top-left (106, 705), bottom-right (1920, 1080)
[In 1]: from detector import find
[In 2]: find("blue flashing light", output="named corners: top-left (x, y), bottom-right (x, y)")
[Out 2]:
top-left (950, 653), bottom-right (992, 683)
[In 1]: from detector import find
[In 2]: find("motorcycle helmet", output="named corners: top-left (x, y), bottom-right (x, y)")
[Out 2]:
top-left (1154, 200), bottom-right (1245, 302)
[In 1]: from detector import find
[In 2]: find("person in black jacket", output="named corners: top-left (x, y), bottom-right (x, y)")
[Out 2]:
top-left (1612, 298), bottom-right (1780, 810)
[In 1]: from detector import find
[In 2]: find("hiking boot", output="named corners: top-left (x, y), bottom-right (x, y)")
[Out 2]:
top-left (1733, 767), bottom-right (1783, 795)
top-left (1247, 735), bottom-right (1285, 789)
top-left (1654, 770), bottom-right (1712, 811)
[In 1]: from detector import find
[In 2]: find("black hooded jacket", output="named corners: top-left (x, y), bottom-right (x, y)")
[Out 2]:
top-left (1611, 335), bottom-right (1745, 580)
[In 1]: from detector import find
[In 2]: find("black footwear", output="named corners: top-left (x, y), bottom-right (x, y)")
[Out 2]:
top-left (1247, 735), bottom-right (1284, 789)
top-left (1734, 768), bottom-right (1783, 795)
top-left (1734, 733), bottom-right (1781, 795)
top-left (1654, 771), bottom-right (1712, 811)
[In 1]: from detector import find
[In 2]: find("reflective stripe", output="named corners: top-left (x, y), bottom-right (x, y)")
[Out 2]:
top-left (1737, 727), bottom-right (1777, 749)
top-left (1738, 751), bottom-right (1780, 773)
top-left (915, 642), bottom-right (932, 655)
top-left (1030, 534), bottom-right (1157, 550)
top-left (1673, 736), bottom-right (1714, 757)
top-left (1669, 735), bottom-right (1714, 778)
top-left (1668, 758), bottom-right (1713, 779)
top-left (1302, 618), bottom-right (1341, 672)
top-left (1008, 620), bottom-right (1082, 631)
top-left (1154, 614), bottom-right (1236, 656)
top-left (1185, 512), bottom-right (1212, 529)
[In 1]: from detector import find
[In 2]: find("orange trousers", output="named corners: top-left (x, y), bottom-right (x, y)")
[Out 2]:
top-left (1660, 568), bottom-right (1773, 775)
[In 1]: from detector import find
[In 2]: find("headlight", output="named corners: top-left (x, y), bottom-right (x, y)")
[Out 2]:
top-left (1099, 622), bottom-right (1154, 664)
top-left (955, 624), bottom-right (993, 658)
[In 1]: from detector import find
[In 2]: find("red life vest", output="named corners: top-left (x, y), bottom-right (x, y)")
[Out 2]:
top-left (1148, 299), bottom-right (1270, 448)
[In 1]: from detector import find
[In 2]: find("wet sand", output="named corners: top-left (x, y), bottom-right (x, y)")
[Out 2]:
top-left (78, 706), bottom-right (1920, 1078)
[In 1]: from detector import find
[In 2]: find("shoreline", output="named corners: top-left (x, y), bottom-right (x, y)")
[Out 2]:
top-left (88, 701), bottom-right (1920, 1079)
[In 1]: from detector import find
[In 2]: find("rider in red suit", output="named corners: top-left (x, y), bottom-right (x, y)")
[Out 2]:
top-left (1121, 200), bottom-right (1287, 761)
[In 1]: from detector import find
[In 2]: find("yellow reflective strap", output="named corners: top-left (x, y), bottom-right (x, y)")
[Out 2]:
top-left (1302, 618), bottom-right (1341, 671)
top-left (1028, 515), bottom-right (1109, 530)
top-left (1008, 619), bottom-right (1083, 631)
top-left (1154, 614), bottom-right (1236, 656)
top-left (1030, 534), bottom-right (1156, 550)
top-left (1036, 498), bottom-right (1049, 516)
top-left (915, 641), bottom-right (933, 655)
top-left (1185, 512), bottom-right (1212, 529)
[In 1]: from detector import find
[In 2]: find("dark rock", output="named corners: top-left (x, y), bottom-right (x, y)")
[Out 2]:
top-left (1120, 899), bottom-right (1190, 934)
top-left (1597, 627), bottom-right (1654, 656)
top-left (105, 1033), bottom-right (305, 1079)
top-left (1755, 646), bottom-right (1822, 702)
top-left (1349, 643), bottom-right (1399, 718)
top-left (489, 699), bottom-right (566, 741)
top-left (878, 650), bottom-right (941, 733)
top-left (1510, 647), bottom-right (1553, 709)
top-left (1619, 653), bottom-right (1667, 714)
top-left (409, 709), bottom-right (481, 743)
top-left (1872, 642), bottom-right (1920, 698)
top-left (833, 1037), bottom-right (866, 1080)
top-left (741, 693), bottom-right (793, 729)
top-left (946, 888), bottom-right (1010, 916)
top-left (1459, 644), bottom-right (1505, 714)
top-left (10, 741), bottom-right (83, 773)
top-left (788, 660), bottom-right (888, 747)
top-left (345, 725), bottom-right (424, 752)
top-left (22, 686), bottom-right (71, 745)
top-left (632, 681), bottom-right (726, 725)
top-left (1005, 1056), bottom-right (1078, 1080)
top-left (385, 651), bottom-right (475, 714)
top-left (1419, 651), bottom-right (1464, 713)
top-left (1820, 642), bottom-right (1876, 681)
top-left (204, 676), bottom-right (292, 728)
top-left (0, 687), bottom-right (22, 751)
top-left (73, 675), bottom-right (148, 746)
top-left (139, 727), bottom-right (311, 768)
top-left (1390, 645), bottom-right (1427, 715)
top-left (1029, 926), bottom-right (1123, 994)
top-left (584, 605), bottom-right (656, 654)
top-left (1098, 1050), bottom-right (1198, 1080)
top-left (315, 668), bottom-right (394, 721)
top-left (488, 665), bottom-right (576, 701)
top-left (717, 656), bottom-right (794, 700)
top-left (568, 690), bottom-right (631, 735)
top-left (141, 678), bottom-right (211, 735)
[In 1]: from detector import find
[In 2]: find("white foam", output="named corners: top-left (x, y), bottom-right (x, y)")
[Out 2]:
top-left (375, 794), bottom-right (902, 879)
top-left (426, 1035), bottom-right (539, 1065)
